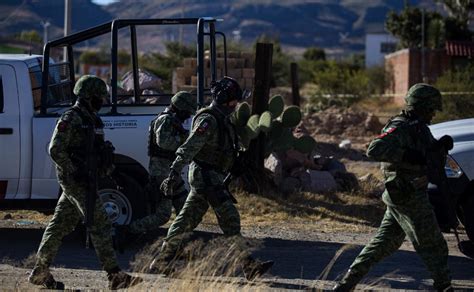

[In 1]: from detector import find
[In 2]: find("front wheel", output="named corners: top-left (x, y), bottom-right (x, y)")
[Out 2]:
top-left (99, 173), bottom-right (146, 226)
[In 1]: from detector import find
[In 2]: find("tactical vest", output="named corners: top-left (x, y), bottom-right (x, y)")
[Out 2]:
top-left (147, 111), bottom-right (178, 160)
top-left (192, 106), bottom-right (239, 173)
top-left (67, 106), bottom-right (104, 165)
top-left (381, 112), bottom-right (428, 174)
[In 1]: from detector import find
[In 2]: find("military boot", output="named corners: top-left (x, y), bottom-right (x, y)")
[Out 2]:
top-left (28, 267), bottom-right (65, 290)
top-left (332, 269), bottom-right (363, 292)
top-left (107, 267), bottom-right (143, 289)
top-left (241, 256), bottom-right (274, 281)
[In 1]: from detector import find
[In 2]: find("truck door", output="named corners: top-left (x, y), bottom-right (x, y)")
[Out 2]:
top-left (0, 64), bottom-right (20, 199)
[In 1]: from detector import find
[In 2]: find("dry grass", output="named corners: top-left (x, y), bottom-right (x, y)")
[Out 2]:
top-left (354, 96), bottom-right (403, 124)
top-left (1, 252), bottom-right (36, 269)
top-left (130, 236), bottom-right (269, 290)
top-left (0, 210), bottom-right (51, 224)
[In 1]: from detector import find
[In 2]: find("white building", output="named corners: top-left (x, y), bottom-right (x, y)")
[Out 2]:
top-left (365, 33), bottom-right (398, 67)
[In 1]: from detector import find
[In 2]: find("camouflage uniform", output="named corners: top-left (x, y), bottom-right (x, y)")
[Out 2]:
top-left (160, 104), bottom-right (242, 257)
top-left (30, 75), bottom-right (142, 289)
top-left (34, 101), bottom-right (119, 272)
top-left (128, 107), bottom-right (189, 234)
top-left (335, 84), bottom-right (451, 291)
top-left (152, 77), bottom-right (272, 281)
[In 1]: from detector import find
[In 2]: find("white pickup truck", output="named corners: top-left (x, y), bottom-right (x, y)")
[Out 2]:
top-left (0, 17), bottom-right (227, 225)
top-left (0, 54), bottom-right (161, 225)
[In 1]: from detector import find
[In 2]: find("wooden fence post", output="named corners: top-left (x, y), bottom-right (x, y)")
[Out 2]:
top-left (250, 42), bottom-right (273, 169)
top-left (291, 62), bottom-right (300, 106)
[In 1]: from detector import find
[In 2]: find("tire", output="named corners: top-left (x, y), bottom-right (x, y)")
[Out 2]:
top-left (98, 173), bottom-right (146, 226)
top-left (458, 195), bottom-right (474, 241)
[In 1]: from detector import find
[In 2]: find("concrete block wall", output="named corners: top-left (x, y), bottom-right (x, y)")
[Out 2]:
top-left (172, 51), bottom-right (255, 93)
top-left (385, 48), bottom-right (453, 105)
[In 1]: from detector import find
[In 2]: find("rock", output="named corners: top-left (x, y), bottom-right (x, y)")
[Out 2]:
top-left (3, 213), bottom-right (12, 220)
top-left (280, 177), bottom-right (301, 193)
top-left (264, 153), bottom-right (283, 186)
top-left (333, 171), bottom-right (359, 191)
top-left (339, 139), bottom-right (351, 149)
top-left (306, 170), bottom-right (337, 193)
top-left (322, 158), bottom-right (347, 175)
top-left (359, 173), bottom-right (384, 196)
top-left (364, 113), bottom-right (383, 133)
top-left (298, 171), bottom-right (312, 192)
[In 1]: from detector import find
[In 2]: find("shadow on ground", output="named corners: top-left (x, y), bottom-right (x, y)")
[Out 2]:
top-left (1, 227), bottom-right (473, 290)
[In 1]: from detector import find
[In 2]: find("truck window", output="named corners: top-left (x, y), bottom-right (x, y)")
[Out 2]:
top-left (29, 62), bottom-right (74, 112)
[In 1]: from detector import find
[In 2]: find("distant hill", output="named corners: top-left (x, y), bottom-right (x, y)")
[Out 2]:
top-left (1, 0), bottom-right (438, 54)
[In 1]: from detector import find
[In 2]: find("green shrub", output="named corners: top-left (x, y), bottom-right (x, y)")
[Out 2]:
top-left (304, 61), bottom-right (370, 112)
top-left (434, 64), bottom-right (474, 122)
top-left (80, 49), bottom-right (130, 65)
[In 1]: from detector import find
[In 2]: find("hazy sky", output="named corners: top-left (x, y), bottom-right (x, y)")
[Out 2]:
top-left (91, 0), bottom-right (118, 5)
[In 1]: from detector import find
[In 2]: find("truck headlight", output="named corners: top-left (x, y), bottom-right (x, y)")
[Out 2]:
top-left (445, 155), bottom-right (463, 178)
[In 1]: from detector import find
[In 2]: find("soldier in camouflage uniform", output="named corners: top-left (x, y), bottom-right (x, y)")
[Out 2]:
top-left (29, 75), bottom-right (142, 290)
top-left (333, 84), bottom-right (453, 292)
top-left (125, 91), bottom-right (196, 234)
top-left (150, 76), bottom-right (273, 280)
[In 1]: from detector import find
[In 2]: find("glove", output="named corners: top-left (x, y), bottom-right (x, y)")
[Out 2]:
top-left (402, 149), bottom-right (426, 165)
top-left (160, 170), bottom-right (183, 197)
top-left (437, 135), bottom-right (454, 152)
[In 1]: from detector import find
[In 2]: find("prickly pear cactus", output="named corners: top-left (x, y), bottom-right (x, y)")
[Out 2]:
top-left (230, 95), bottom-right (316, 155)
top-left (231, 102), bottom-right (251, 127)
top-left (268, 95), bottom-right (284, 117)
top-left (258, 111), bottom-right (272, 133)
top-left (280, 105), bottom-right (302, 128)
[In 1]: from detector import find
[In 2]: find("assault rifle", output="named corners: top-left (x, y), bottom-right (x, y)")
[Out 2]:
top-left (426, 135), bottom-right (457, 231)
top-left (84, 123), bottom-right (98, 249)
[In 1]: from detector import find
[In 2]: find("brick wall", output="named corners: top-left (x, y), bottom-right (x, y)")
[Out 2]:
top-left (172, 51), bottom-right (255, 92)
top-left (385, 48), bottom-right (453, 105)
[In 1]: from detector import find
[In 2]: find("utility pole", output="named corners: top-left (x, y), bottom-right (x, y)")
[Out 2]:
top-left (40, 20), bottom-right (50, 47)
top-left (64, 0), bottom-right (71, 61)
top-left (179, 0), bottom-right (184, 45)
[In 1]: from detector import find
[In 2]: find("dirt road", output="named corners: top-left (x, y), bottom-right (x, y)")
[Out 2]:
top-left (1, 223), bottom-right (473, 290)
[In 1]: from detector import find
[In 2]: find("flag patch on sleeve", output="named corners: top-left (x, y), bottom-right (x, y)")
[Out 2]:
top-left (377, 127), bottom-right (396, 139)
top-left (196, 121), bottom-right (209, 134)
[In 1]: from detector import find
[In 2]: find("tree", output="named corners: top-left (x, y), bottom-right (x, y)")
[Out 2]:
top-left (386, 7), bottom-right (446, 49)
top-left (438, 0), bottom-right (472, 24)
top-left (18, 30), bottom-right (42, 44)
top-left (386, 3), bottom-right (472, 49)
top-left (438, 0), bottom-right (473, 41)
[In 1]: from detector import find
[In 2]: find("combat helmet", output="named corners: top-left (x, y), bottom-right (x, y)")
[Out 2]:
top-left (73, 75), bottom-right (108, 101)
top-left (211, 76), bottom-right (250, 104)
top-left (405, 83), bottom-right (442, 112)
top-left (171, 91), bottom-right (197, 114)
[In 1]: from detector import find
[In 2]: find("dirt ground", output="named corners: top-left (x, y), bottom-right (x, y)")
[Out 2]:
top-left (0, 222), bottom-right (473, 291)
top-left (1, 106), bottom-right (473, 290)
